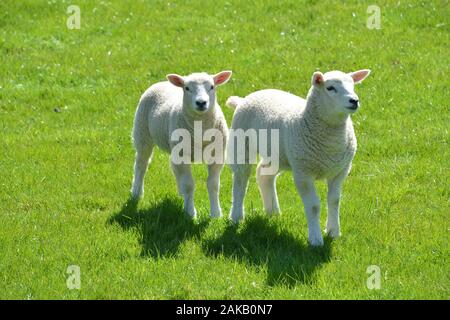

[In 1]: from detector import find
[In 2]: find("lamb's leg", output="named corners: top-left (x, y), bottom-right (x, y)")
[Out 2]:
top-left (256, 162), bottom-right (280, 215)
top-left (171, 162), bottom-right (197, 218)
top-left (293, 172), bottom-right (323, 246)
top-left (325, 169), bottom-right (349, 238)
top-left (131, 144), bottom-right (154, 199)
top-left (229, 164), bottom-right (251, 223)
top-left (207, 163), bottom-right (223, 218)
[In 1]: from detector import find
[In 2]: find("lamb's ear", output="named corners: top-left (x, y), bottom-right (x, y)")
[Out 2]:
top-left (213, 70), bottom-right (232, 86)
top-left (166, 74), bottom-right (185, 87)
top-left (349, 69), bottom-right (371, 84)
top-left (312, 71), bottom-right (324, 86)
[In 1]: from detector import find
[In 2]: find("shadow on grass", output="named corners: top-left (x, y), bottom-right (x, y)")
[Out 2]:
top-left (108, 197), bottom-right (208, 258)
top-left (201, 215), bottom-right (332, 287)
top-left (109, 198), bottom-right (332, 286)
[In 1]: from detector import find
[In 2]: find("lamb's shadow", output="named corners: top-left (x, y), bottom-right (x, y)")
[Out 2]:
top-left (108, 197), bottom-right (208, 258)
top-left (201, 216), bottom-right (332, 287)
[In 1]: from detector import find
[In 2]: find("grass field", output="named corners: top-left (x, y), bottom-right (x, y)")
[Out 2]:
top-left (0, 0), bottom-right (448, 299)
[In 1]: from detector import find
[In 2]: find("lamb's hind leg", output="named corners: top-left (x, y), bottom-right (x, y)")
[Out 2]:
top-left (229, 164), bottom-right (251, 223)
top-left (256, 161), bottom-right (280, 216)
top-left (131, 143), bottom-right (154, 199)
top-left (131, 99), bottom-right (154, 200)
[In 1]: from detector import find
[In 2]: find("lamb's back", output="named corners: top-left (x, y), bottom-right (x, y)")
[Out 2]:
top-left (232, 89), bottom-right (306, 130)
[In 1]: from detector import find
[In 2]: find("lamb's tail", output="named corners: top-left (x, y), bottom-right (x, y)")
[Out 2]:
top-left (226, 96), bottom-right (245, 110)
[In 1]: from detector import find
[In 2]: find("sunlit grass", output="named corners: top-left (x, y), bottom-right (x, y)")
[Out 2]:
top-left (0, 0), bottom-right (448, 299)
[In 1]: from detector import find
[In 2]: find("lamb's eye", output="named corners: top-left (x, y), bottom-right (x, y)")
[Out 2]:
top-left (210, 85), bottom-right (214, 90)
top-left (185, 87), bottom-right (190, 91)
top-left (326, 86), bottom-right (336, 92)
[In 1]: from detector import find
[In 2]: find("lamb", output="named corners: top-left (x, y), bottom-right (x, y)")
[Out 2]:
top-left (131, 71), bottom-right (232, 218)
top-left (226, 69), bottom-right (371, 246)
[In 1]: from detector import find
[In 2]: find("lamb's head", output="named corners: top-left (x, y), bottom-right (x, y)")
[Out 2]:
top-left (310, 69), bottom-right (371, 119)
top-left (167, 71), bottom-right (232, 115)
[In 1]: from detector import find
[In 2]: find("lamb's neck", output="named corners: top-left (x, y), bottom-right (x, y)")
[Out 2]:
top-left (306, 91), bottom-right (350, 126)
top-left (299, 99), bottom-right (353, 152)
top-left (181, 103), bottom-right (218, 130)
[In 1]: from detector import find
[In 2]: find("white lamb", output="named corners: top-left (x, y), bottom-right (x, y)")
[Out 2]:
top-left (131, 71), bottom-right (232, 218)
top-left (226, 69), bottom-right (371, 246)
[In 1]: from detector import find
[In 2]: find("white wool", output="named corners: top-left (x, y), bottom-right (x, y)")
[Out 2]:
top-left (131, 72), bottom-right (231, 218)
top-left (225, 96), bottom-right (245, 110)
top-left (227, 69), bottom-right (370, 246)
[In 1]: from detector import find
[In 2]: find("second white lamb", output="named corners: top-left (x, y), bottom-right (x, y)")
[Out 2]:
top-left (226, 69), bottom-right (371, 246)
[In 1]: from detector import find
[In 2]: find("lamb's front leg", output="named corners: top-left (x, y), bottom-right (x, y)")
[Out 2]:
top-left (207, 163), bottom-right (223, 218)
top-left (293, 172), bottom-right (323, 246)
top-left (171, 162), bottom-right (197, 218)
top-left (326, 168), bottom-right (349, 238)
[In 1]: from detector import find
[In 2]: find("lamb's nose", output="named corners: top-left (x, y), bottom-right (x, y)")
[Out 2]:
top-left (349, 98), bottom-right (359, 107)
top-left (196, 100), bottom-right (207, 109)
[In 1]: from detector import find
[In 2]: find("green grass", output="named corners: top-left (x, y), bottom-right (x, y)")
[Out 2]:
top-left (0, 0), bottom-right (448, 299)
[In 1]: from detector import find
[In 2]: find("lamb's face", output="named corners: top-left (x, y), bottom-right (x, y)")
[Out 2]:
top-left (312, 69), bottom-right (371, 116)
top-left (183, 74), bottom-right (216, 114)
top-left (167, 71), bottom-right (232, 115)
top-left (323, 72), bottom-right (359, 114)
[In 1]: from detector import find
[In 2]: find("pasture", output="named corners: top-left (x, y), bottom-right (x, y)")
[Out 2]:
top-left (0, 0), bottom-right (448, 299)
